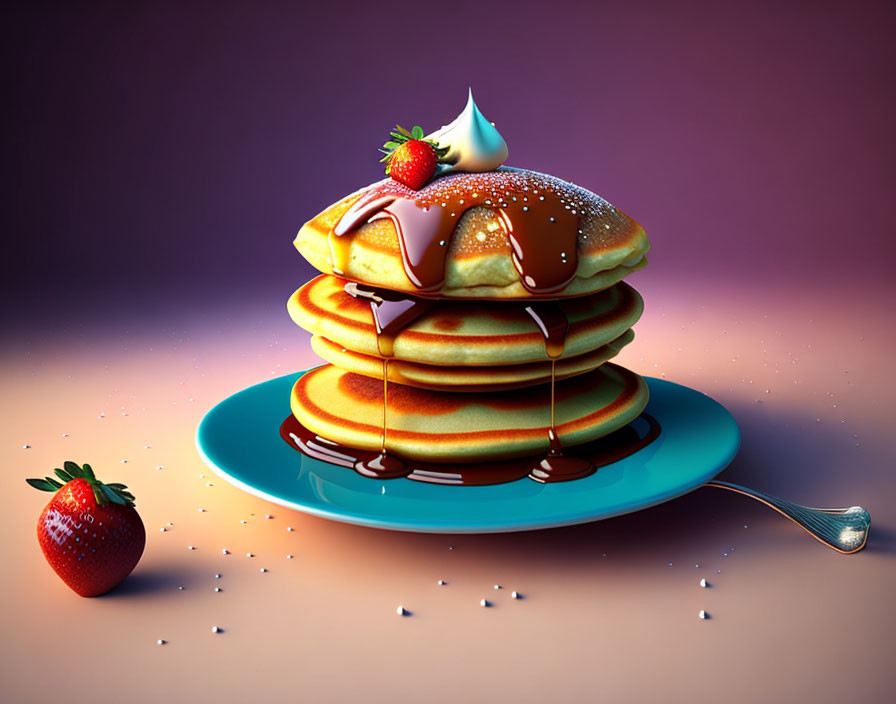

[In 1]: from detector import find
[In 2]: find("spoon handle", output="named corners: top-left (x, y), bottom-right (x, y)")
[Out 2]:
top-left (705, 480), bottom-right (871, 554)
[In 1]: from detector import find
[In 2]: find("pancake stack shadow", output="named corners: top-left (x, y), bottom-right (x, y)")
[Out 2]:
top-left (286, 168), bottom-right (652, 483)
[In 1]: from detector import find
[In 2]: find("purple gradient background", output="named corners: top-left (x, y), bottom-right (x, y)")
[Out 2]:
top-left (3, 4), bottom-right (896, 702)
top-left (3, 0), bottom-right (895, 320)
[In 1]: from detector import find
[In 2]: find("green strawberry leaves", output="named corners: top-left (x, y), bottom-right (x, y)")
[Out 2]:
top-left (100, 484), bottom-right (127, 505)
top-left (27, 461), bottom-right (137, 507)
top-left (54, 467), bottom-right (74, 483)
top-left (26, 477), bottom-right (63, 491)
top-left (378, 124), bottom-right (450, 173)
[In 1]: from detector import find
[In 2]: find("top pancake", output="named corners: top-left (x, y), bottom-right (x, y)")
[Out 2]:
top-left (295, 167), bottom-right (649, 299)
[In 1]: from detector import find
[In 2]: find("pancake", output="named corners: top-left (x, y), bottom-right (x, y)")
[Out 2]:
top-left (310, 329), bottom-right (635, 391)
top-left (294, 167), bottom-right (649, 299)
top-left (291, 363), bottom-right (649, 463)
top-left (288, 274), bottom-right (643, 367)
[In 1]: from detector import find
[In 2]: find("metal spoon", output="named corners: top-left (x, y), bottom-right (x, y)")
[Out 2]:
top-left (705, 480), bottom-right (870, 553)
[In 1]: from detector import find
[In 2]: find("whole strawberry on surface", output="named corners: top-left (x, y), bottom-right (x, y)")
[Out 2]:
top-left (379, 125), bottom-right (449, 190)
top-left (27, 461), bottom-right (145, 597)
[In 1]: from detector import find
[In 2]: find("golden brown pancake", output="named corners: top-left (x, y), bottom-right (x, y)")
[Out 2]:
top-left (288, 274), bottom-right (643, 367)
top-left (310, 329), bottom-right (635, 391)
top-left (291, 363), bottom-right (649, 463)
top-left (294, 167), bottom-right (649, 299)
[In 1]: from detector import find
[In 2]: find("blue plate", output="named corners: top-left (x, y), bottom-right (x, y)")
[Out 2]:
top-left (196, 372), bottom-right (739, 533)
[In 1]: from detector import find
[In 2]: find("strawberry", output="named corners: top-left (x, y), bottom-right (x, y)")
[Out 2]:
top-left (27, 461), bottom-right (145, 597)
top-left (379, 125), bottom-right (449, 190)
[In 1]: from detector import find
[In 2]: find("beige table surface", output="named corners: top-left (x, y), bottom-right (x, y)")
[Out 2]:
top-left (2, 279), bottom-right (894, 703)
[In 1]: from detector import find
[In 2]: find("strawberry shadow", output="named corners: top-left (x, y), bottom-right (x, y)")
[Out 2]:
top-left (99, 565), bottom-right (200, 598)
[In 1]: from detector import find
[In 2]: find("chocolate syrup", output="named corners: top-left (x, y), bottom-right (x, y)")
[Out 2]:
top-left (344, 283), bottom-right (437, 478)
top-left (331, 170), bottom-right (583, 294)
top-left (523, 302), bottom-right (568, 359)
top-left (523, 303), bottom-right (596, 482)
top-left (344, 282), bottom-right (438, 357)
top-left (329, 172), bottom-right (612, 476)
top-left (339, 284), bottom-right (604, 482)
top-left (280, 413), bottom-right (661, 486)
top-left (302, 172), bottom-right (645, 485)
top-left (351, 359), bottom-right (410, 478)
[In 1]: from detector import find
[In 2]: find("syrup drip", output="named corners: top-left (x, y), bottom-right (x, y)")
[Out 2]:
top-left (523, 303), bottom-right (595, 482)
top-left (523, 302), bottom-right (569, 359)
top-left (352, 356), bottom-right (409, 478)
top-left (280, 412), bottom-right (661, 486)
top-left (328, 233), bottom-right (353, 278)
top-left (331, 195), bottom-right (397, 275)
top-left (338, 286), bottom-right (600, 482)
top-left (370, 200), bottom-right (456, 291)
top-left (380, 358), bottom-right (387, 452)
top-left (497, 198), bottom-right (579, 292)
top-left (344, 282), bottom-right (438, 357)
top-left (344, 283), bottom-right (437, 479)
top-left (332, 174), bottom-right (582, 294)
top-left (352, 359), bottom-right (409, 478)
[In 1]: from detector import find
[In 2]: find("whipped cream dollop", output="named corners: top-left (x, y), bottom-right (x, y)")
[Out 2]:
top-left (425, 90), bottom-right (508, 173)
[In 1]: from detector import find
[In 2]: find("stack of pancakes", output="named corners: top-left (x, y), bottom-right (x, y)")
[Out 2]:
top-left (288, 167), bottom-right (650, 473)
